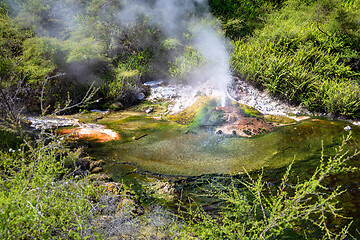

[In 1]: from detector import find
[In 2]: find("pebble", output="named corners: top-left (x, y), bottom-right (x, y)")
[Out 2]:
top-left (146, 107), bottom-right (154, 113)
top-left (137, 93), bottom-right (145, 100)
top-left (344, 125), bottom-right (352, 131)
top-left (90, 160), bottom-right (105, 170)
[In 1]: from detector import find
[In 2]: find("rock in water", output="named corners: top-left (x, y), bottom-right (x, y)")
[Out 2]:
top-left (91, 166), bottom-right (103, 174)
top-left (90, 160), bottom-right (105, 170)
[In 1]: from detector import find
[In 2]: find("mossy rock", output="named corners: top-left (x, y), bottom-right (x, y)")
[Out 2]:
top-left (166, 96), bottom-right (214, 125)
top-left (233, 102), bottom-right (263, 117)
top-left (203, 109), bottom-right (225, 126)
top-left (129, 100), bottom-right (170, 114)
top-left (109, 102), bottom-right (124, 111)
top-left (263, 115), bottom-right (296, 124)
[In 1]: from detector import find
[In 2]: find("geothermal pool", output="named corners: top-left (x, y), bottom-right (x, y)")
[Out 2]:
top-left (88, 110), bottom-right (359, 176)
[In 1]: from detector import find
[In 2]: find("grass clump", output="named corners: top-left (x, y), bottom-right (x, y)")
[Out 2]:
top-left (231, 0), bottom-right (360, 118)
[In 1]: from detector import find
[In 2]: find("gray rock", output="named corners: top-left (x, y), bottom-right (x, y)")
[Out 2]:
top-left (143, 80), bottom-right (163, 87)
top-left (146, 107), bottom-right (154, 113)
top-left (137, 93), bottom-right (145, 100)
top-left (344, 125), bottom-right (352, 131)
top-left (27, 116), bottom-right (79, 130)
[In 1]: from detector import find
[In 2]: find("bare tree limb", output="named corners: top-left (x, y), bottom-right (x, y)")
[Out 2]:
top-left (40, 73), bottom-right (66, 115)
top-left (40, 73), bottom-right (99, 116)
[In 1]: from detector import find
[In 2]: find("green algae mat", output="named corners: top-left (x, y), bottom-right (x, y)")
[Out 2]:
top-left (85, 109), bottom-right (360, 176)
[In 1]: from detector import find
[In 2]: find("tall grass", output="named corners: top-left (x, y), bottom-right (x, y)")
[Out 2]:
top-left (231, 0), bottom-right (360, 118)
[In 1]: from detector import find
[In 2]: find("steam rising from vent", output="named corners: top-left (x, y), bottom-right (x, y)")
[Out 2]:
top-left (118, 0), bottom-right (208, 36)
top-left (6, 0), bottom-right (233, 106)
top-left (117, 0), bottom-right (233, 106)
top-left (191, 24), bottom-right (232, 106)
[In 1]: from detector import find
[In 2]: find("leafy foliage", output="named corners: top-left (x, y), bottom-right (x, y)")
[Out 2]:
top-left (1, 0), bottom-right (167, 109)
top-left (20, 37), bottom-right (58, 83)
top-left (178, 134), bottom-right (358, 239)
top-left (1, 1), bottom-right (360, 238)
top-left (0, 136), bottom-right (104, 239)
top-left (209, 0), bottom-right (281, 38)
top-left (2, 0), bottom-right (360, 117)
top-left (231, 0), bottom-right (360, 118)
top-left (169, 46), bottom-right (204, 80)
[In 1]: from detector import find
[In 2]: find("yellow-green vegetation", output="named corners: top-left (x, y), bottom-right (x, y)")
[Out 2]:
top-left (2, 0), bottom-right (360, 117)
top-left (0, 130), bottom-right (182, 239)
top-left (209, 0), bottom-right (276, 38)
top-left (1, 0), bottom-right (360, 238)
top-left (262, 115), bottom-right (296, 124)
top-left (0, 135), bottom-right (104, 239)
top-left (169, 46), bottom-right (205, 80)
top-left (166, 96), bottom-right (216, 125)
top-left (232, 102), bottom-right (263, 117)
top-left (232, 102), bottom-right (296, 124)
top-left (230, 0), bottom-right (360, 118)
top-left (178, 134), bottom-right (358, 239)
top-left (0, 0), bottom-right (164, 112)
top-left (129, 100), bottom-right (171, 115)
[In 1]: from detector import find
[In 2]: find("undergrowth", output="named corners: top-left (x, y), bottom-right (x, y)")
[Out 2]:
top-left (177, 133), bottom-right (359, 239)
top-left (231, 0), bottom-right (360, 118)
top-left (0, 134), bottom-right (104, 239)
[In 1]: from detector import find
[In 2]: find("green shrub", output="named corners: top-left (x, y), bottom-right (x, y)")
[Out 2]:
top-left (106, 50), bottom-right (151, 101)
top-left (178, 134), bottom-right (358, 239)
top-left (0, 136), bottom-right (103, 239)
top-left (209, 0), bottom-right (278, 38)
top-left (231, 0), bottom-right (360, 118)
top-left (169, 46), bottom-right (204, 80)
top-left (107, 68), bottom-right (140, 100)
top-left (0, 12), bottom-right (32, 84)
top-left (65, 36), bottom-right (106, 63)
top-left (309, 78), bottom-right (360, 116)
top-left (20, 37), bottom-right (60, 84)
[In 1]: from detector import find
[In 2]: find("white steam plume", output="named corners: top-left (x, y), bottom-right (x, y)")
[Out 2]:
top-left (116, 0), bottom-right (232, 105)
top-left (6, 0), bottom-right (233, 104)
top-left (191, 24), bottom-right (232, 106)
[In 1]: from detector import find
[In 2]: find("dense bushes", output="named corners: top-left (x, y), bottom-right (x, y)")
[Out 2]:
top-left (231, 0), bottom-right (360, 118)
top-left (209, 0), bottom-right (281, 38)
top-left (2, 0), bottom-right (360, 238)
top-left (0, 135), bottom-right (103, 239)
top-left (1, 0), bottom-right (165, 112)
top-left (3, 0), bottom-right (359, 118)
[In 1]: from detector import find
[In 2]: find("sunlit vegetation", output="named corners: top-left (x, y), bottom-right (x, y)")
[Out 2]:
top-left (1, 0), bottom-right (360, 239)
top-left (0, 134), bottom-right (100, 238)
top-left (2, 0), bottom-right (359, 117)
top-left (228, 0), bottom-right (360, 118)
top-left (177, 135), bottom-right (358, 239)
